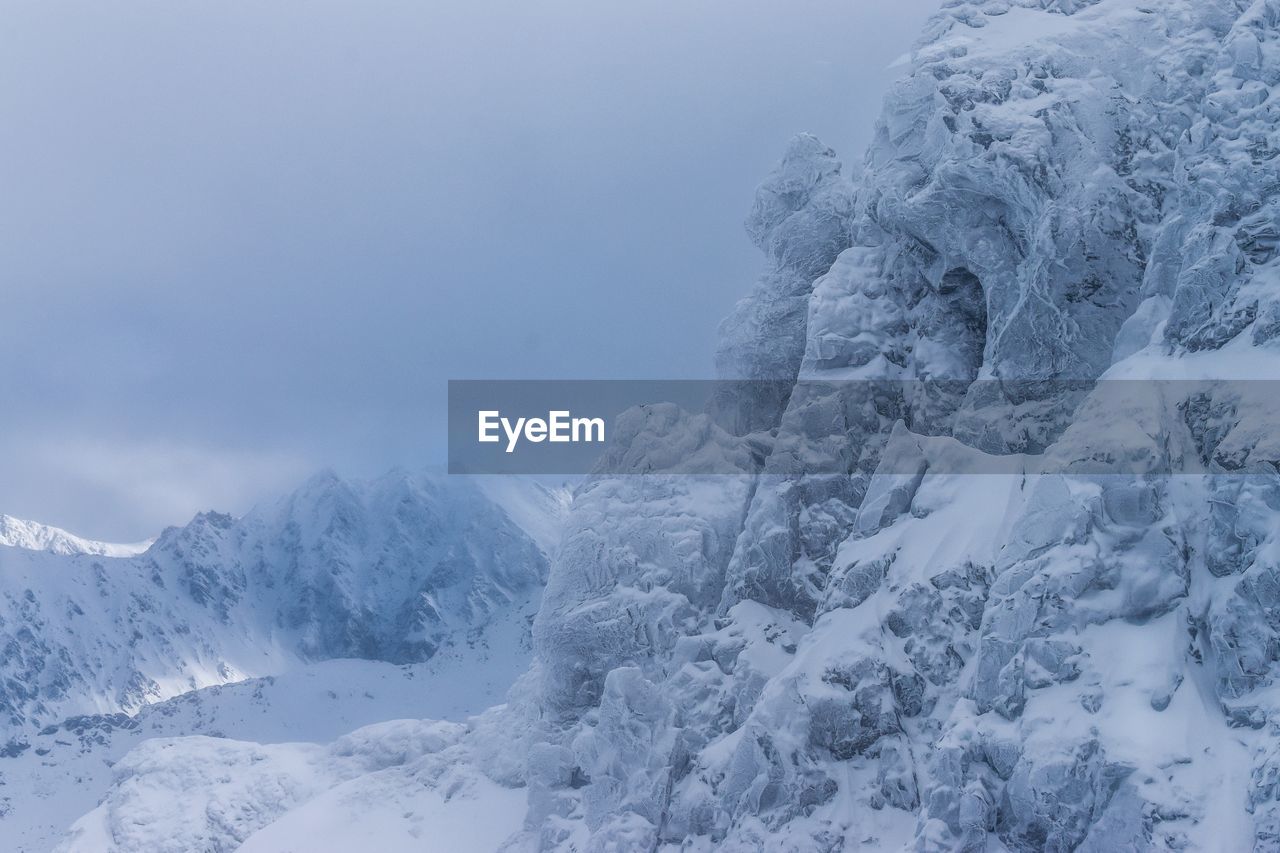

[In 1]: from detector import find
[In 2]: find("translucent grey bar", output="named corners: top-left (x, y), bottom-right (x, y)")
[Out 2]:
top-left (448, 379), bottom-right (1280, 476)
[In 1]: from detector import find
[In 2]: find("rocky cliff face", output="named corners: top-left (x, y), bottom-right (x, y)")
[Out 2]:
top-left (516, 2), bottom-right (1280, 850)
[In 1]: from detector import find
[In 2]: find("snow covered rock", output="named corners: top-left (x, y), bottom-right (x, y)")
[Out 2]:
top-left (498, 1), bottom-right (1280, 850)
top-left (711, 133), bottom-right (855, 435)
top-left (0, 515), bottom-right (151, 558)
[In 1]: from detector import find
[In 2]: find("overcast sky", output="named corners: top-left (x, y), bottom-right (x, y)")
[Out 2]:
top-left (0, 0), bottom-right (938, 540)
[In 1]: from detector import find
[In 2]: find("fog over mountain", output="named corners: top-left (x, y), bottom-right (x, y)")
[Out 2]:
top-left (0, 0), bottom-right (936, 541)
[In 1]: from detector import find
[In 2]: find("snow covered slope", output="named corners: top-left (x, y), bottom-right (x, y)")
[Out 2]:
top-left (475, 478), bottom-right (572, 557)
top-left (3, 636), bottom-right (535, 852)
top-left (0, 516), bottom-right (151, 558)
top-left (57, 714), bottom-right (529, 853)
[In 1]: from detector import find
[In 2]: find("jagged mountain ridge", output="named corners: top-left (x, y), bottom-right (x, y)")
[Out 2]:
top-left (0, 470), bottom-right (555, 733)
top-left (0, 516), bottom-right (151, 558)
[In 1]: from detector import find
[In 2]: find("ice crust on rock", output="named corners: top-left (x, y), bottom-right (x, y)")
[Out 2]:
top-left (501, 1), bottom-right (1280, 850)
top-left (711, 133), bottom-right (856, 435)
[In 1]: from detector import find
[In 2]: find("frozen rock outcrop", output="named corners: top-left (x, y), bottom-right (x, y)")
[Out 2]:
top-left (711, 134), bottom-right (855, 435)
top-left (507, 1), bottom-right (1280, 851)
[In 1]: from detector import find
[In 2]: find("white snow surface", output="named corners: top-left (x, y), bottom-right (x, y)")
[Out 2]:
top-left (0, 515), bottom-right (151, 558)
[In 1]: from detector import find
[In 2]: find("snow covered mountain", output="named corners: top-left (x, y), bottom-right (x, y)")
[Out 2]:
top-left (29, 0), bottom-right (1280, 850)
top-left (0, 516), bottom-right (151, 558)
top-left (0, 470), bottom-right (562, 849)
top-left (0, 470), bottom-right (558, 732)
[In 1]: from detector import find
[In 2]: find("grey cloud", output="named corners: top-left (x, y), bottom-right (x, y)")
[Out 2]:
top-left (0, 0), bottom-right (939, 539)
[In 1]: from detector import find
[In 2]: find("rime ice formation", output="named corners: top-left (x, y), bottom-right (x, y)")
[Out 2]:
top-left (30, 0), bottom-right (1280, 850)
top-left (710, 133), bottom-right (855, 434)
top-left (514, 1), bottom-right (1280, 849)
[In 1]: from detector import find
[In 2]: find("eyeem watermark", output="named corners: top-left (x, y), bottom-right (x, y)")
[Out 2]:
top-left (448, 379), bottom-right (710, 474)
top-left (450, 378), bottom-right (1280, 476)
top-left (478, 410), bottom-right (605, 453)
